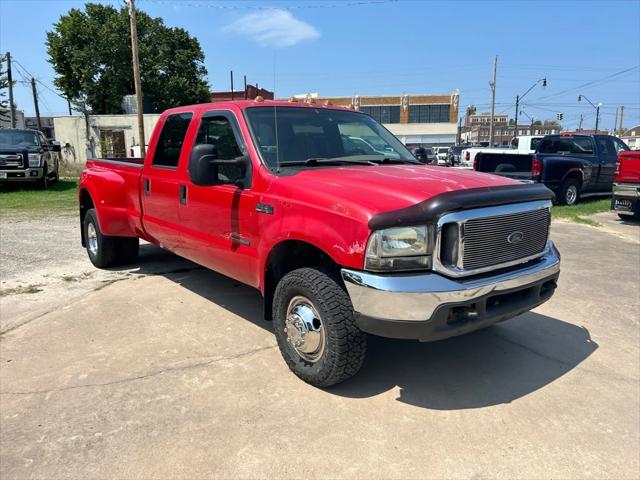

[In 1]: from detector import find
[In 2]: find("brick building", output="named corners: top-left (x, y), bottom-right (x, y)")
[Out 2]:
top-left (210, 84), bottom-right (274, 102)
top-left (309, 91), bottom-right (460, 148)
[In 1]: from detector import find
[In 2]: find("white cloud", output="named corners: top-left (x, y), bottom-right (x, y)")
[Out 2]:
top-left (223, 9), bottom-right (320, 48)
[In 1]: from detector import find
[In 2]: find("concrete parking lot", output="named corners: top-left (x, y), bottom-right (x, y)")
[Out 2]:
top-left (1, 213), bottom-right (639, 479)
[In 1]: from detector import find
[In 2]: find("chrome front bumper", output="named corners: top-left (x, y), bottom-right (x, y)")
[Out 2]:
top-left (341, 241), bottom-right (560, 341)
top-left (0, 167), bottom-right (43, 181)
top-left (613, 183), bottom-right (640, 199)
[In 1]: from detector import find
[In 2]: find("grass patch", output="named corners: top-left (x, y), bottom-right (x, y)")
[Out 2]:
top-left (552, 198), bottom-right (611, 226)
top-left (0, 180), bottom-right (78, 218)
top-left (0, 285), bottom-right (43, 297)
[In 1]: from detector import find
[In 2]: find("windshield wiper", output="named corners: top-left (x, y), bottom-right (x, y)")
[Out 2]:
top-left (279, 157), bottom-right (377, 167)
top-left (368, 158), bottom-right (419, 165)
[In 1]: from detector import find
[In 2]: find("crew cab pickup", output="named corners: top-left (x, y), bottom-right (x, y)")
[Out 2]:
top-left (612, 150), bottom-right (640, 219)
top-left (475, 133), bottom-right (630, 205)
top-left (0, 129), bottom-right (61, 188)
top-left (79, 100), bottom-right (561, 387)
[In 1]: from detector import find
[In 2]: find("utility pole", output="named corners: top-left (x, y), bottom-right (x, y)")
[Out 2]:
top-left (457, 116), bottom-right (462, 145)
top-left (514, 95), bottom-right (520, 139)
top-left (595, 104), bottom-right (600, 133)
top-left (127, 0), bottom-right (146, 157)
top-left (30, 78), bottom-right (42, 131)
top-left (614, 107), bottom-right (619, 135)
top-left (488, 55), bottom-right (497, 147)
top-left (67, 98), bottom-right (72, 116)
top-left (230, 70), bottom-right (234, 100)
top-left (243, 75), bottom-right (247, 100)
top-left (6, 52), bottom-right (16, 128)
top-left (619, 105), bottom-right (624, 133)
top-left (578, 114), bottom-right (584, 131)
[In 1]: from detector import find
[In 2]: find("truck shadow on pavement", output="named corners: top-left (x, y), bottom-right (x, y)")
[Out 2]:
top-left (128, 244), bottom-right (597, 410)
top-left (331, 316), bottom-right (598, 410)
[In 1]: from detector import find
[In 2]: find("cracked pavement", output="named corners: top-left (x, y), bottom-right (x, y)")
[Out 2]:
top-left (0, 213), bottom-right (638, 479)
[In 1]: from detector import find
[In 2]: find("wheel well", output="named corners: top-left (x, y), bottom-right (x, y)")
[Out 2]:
top-left (562, 170), bottom-right (583, 186)
top-left (79, 189), bottom-right (94, 246)
top-left (263, 240), bottom-right (340, 321)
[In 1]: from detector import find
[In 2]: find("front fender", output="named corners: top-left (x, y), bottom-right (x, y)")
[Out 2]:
top-left (257, 211), bottom-right (370, 293)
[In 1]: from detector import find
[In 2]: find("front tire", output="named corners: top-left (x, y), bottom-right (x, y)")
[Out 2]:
top-left (38, 163), bottom-right (48, 190)
top-left (557, 178), bottom-right (580, 206)
top-left (83, 208), bottom-right (139, 268)
top-left (273, 268), bottom-right (367, 387)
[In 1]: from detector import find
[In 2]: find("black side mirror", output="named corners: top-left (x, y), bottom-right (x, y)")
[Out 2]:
top-left (188, 143), bottom-right (251, 188)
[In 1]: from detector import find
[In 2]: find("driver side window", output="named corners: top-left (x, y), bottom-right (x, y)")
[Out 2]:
top-left (195, 115), bottom-right (244, 183)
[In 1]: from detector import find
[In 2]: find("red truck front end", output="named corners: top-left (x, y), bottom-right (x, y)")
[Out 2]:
top-left (79, 100), bottom-right (561, 387)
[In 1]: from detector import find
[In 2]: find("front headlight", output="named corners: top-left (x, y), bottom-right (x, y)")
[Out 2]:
top-left (28, 154), bottom-right (42, 167)
top-left (365, 226), bottom-right (430, 271)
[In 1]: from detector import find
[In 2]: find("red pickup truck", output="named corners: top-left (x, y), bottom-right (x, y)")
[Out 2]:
top-left (612, 150), bottom-right (640, 219)
top-left (79, 99), bottom-right (561, 386)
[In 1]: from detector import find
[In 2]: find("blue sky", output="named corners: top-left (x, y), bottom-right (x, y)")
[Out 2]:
top-left (1, 0), bottom-right (639, 131)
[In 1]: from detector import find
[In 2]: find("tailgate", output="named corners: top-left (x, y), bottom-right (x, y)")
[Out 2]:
top-left (475, 152), bottom-right (534, 180)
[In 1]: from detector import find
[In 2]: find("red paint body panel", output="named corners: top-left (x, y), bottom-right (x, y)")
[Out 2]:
top-left (615, 151), bottom-right (640, 184)
top-left (79, 100), bottom-right (517, 293)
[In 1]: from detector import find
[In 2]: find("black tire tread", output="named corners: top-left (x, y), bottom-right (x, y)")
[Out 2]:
top-left (557, 178), bottom-right (580, 206)
top-left (273, 267), bottom-right (366, 387)
top-left (84, 208), bottom-right (137, 268)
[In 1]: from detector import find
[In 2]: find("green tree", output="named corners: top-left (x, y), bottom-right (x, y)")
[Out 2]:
top-left (46, 3), bottom-right (210, 114)
top-left (0, 55), bottom-right (16, 123)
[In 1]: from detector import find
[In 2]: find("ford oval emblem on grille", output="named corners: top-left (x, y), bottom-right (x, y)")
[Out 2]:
top-left (507, 231), bottom-right (524, 244)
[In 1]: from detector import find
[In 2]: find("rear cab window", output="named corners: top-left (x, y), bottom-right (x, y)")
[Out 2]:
top-left (152, 112), bottom-right (193, 168)
top-left (538, 136), bottom-right (594, 155)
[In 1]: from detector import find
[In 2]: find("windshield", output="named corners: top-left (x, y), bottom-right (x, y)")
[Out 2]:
top-left (245, 106), bottom-right (417, 168)
top-left (424, 148), bottom-right (434, 155)
top-left (0, 130), bottom-right (39, 148)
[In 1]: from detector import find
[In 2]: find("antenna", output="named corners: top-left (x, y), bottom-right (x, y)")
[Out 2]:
top-left (273, 52), bottom-right (280, 173)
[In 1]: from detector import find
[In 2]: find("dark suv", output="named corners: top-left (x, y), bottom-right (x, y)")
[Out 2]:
top-left (0, 129), bottom-right (61, 188)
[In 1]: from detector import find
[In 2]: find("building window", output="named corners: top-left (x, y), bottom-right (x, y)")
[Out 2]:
top-left (408, 104), bottom-right (450, 123)
top-left (360, 105), bottom-right (400, 124)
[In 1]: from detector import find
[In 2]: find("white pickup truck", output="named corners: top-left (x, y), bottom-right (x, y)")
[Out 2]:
top-left (460, 136), bottom-right (542, 168)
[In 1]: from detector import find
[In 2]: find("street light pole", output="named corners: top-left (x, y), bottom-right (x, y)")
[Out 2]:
top-left (488, 55), bottom-right (497, 147)
top-left (126, 0), bottom-right (146, 158)
top-left (513, 77), bottom-right (547, 140)
top-left (578, 94), bottom-right (602, 133)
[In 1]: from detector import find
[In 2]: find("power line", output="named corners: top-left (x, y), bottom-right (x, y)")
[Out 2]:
top-left (140, 0), bottom-right (397, 9)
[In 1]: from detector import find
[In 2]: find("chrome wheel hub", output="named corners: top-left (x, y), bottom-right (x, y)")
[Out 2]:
top-left (284, 296), bottom-right (325, 363)
top-left (566, 185), bottom-right (577, 205)
top-left (87, 222), bottom-right (98, 256)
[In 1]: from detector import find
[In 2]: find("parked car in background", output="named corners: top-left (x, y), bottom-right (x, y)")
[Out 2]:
top-left (0, 129), bottom-right (60, 189)
top-left (411, 146), bottom-right (438, 164)
top-left (447, 145), bottom-right (465, 165)
top-left (79, 99), bottom-right (561, 387)
top-left (474, 133), bottom-right (630, 205)
top-left (612, 150), bottom-right (640, 219)
top-left (435, 146), bottom-right (450, 165)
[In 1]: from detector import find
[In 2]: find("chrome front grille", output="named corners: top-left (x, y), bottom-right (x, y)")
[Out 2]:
top-left (434, 200), bottom-right (552, 278)
top-left (463, 208), bottom-right (550, 271)
top-left (0, 154), bottom-right (24, 169)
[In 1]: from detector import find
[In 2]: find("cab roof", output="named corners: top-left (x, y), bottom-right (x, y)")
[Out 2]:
top-left (163, 99), bottom-right (356, 115)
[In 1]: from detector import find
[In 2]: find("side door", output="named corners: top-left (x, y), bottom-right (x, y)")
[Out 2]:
top-left (570, 136), bottom-right (598, 192)
top-left (140, 111), bottom-right (194, 252)
top-left (37, 132), bottom-right (53, 177)
top-left (594, 136), bottom-right (619, 191)
top-left (174, 110), bottom-right (260, 287)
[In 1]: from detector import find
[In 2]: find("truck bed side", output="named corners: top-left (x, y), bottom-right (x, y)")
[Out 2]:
top-left (79, 158), bottom-right (146, 241)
